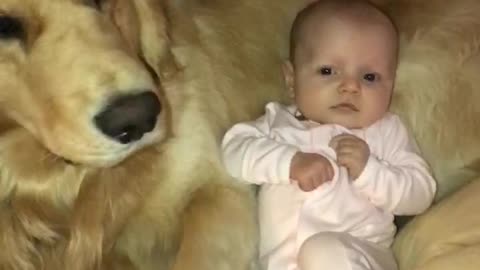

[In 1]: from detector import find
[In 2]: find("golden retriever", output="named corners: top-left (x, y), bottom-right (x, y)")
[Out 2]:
top-left (0, 0), bottom-right (306, 269)
top-left (1, 0), bottom-right (480, 270)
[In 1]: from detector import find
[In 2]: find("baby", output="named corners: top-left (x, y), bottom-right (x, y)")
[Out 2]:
top-left (222, 0), bottom-right (436, 270)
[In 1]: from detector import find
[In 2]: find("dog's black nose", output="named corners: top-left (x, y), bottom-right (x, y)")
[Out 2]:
top-left (94, 91), bottom-right (161, 144)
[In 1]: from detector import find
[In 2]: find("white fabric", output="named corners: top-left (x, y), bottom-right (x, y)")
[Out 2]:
top-left (298, 232), bottom-right (397, 270)
top-left (222, 102), bottom-right (436, 270)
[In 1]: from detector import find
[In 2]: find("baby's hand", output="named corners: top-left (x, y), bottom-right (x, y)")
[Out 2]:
top-left (290, 152), bottom-right (334, 192)
top-left (329, 134), bottom-right (370, 180)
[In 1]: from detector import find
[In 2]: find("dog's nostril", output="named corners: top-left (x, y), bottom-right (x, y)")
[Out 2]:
top-left (94, 91), bottom-right (161, 144)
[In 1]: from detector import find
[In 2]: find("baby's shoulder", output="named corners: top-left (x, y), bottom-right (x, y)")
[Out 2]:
top-left (264, 101), bottom-right (295, 115)
top-left (364, 113), bottom-right (408, 146)
top-left (370, 112), bottom-right (405, 132)
top-left (263, 102), bottom-right (297, 122)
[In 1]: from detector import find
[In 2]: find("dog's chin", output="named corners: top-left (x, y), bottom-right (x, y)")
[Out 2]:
top-left (54, 151), bottom-right (126, 168)
top-left (57, 147), bottom-right (141, 168)
top-left (51, 132), bottom-right (165, 168)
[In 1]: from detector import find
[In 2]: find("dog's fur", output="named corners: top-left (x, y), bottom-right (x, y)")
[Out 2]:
top-left (383, 0), bottom-right (480, 269)
top-left (386, 0), bottom-right (480, 201)
top-left (0, 0), bottom-right (307, 269)
top-left (1, 0), bottom-right (480, 269)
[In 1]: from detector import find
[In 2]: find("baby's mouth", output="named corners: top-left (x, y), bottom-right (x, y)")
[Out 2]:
top-left (330, 103), bottom-right (359, 112)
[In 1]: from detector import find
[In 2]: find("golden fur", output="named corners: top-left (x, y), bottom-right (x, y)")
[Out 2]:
top-left (386, 0), bottom-right (480, 200)
top-left (0, 0), bottom-right (479, 269)
top-left (0, 0), bottom-right (304, 269)
top-left (384, 0), bottom-right (480, 269)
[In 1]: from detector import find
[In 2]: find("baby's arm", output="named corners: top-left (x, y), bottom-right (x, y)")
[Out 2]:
top-left (222, 112), bottom-right (299, 185)
top-left (352, 115), bottom-right (436, 215)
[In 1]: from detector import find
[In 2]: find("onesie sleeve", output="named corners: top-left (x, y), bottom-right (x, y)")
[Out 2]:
top-left (221, 103), bottom-right (299, 184)
top-left (352, 115), bottom-right (437, 215)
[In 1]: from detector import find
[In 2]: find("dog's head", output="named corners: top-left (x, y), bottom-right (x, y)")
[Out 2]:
top-left (0, 0), bottom-right (172, 167)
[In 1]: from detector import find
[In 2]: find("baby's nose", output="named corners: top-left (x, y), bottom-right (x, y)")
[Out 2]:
top-left (338, 77), bottom-right (360, 93)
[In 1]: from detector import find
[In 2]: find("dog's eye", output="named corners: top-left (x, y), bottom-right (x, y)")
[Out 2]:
top-left (0, 16), bottom-right (25, 40)
top-left (85, 0), bottom-right (106, 10)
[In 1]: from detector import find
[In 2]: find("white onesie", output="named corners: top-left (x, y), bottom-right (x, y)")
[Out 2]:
top-left (222, 102), bottom-right (436, 270)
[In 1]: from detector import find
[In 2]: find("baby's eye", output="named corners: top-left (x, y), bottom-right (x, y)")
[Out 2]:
top-left (318, 66), bottom-right (333, 76)
top-left (363, 73), bottom-right (379, 82)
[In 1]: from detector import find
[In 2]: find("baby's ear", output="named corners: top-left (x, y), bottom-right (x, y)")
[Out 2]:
top-left (282, 60), bottom-right (295, 99)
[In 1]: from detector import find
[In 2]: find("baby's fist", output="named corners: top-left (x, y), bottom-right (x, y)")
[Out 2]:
top-left (329, 134), bottom-right (370, 180)
top-left (290, 152), bottom-right (334, 191)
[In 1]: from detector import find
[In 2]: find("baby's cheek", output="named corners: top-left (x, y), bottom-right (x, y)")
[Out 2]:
top-left (363, 95), bottom-right (390, 125)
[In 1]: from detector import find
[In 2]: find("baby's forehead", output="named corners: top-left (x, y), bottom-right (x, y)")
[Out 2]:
top-left (296, 12), bottom-right (398, 67)
top-left (305, 4), bottom-right (392, 31)
top-left (297, 4), bottom-right (397, 48)
top-left (290, 0), bottom-right (398, 64)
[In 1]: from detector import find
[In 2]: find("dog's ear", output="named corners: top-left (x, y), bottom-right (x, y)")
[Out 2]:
top-left (108, 0), bottom-right (141, 54)
top-left (108, 0), bottom-right (179, 80)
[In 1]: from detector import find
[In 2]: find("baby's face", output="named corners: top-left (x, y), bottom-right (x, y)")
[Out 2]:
top-left (285, 16), bottom-right (397, 129)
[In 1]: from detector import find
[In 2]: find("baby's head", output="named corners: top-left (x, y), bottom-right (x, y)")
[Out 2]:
top-left (284, 0), bottom-right (398, 129)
